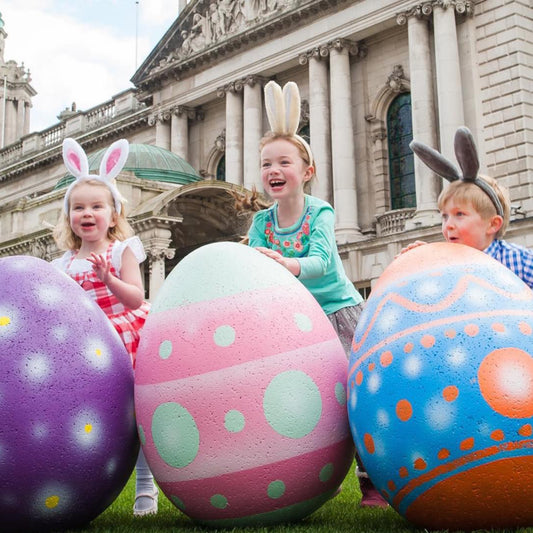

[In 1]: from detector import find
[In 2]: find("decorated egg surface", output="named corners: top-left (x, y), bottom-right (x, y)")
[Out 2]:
top-left (135, 241), bottom-right (354, 526)
top-left (0, 256), bottom-right (138, 532)
top-left (348, 242), bottom-right (533, 531)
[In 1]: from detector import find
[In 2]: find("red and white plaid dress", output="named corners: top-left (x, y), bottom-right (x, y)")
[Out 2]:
top-left (54, 237), bottom-right (150, 367)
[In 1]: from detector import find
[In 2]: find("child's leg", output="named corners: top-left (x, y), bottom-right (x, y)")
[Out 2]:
top-left (355, 452), bottom-right (388, 508)
top-left (328, 304), bottom-right (388, 508)
top-left (133, 448), bottom-right (158, 516)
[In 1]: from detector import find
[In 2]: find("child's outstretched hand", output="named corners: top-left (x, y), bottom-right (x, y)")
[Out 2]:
top-left (396, 240), bottom-right (427, 257)
top-left (255, 247), bottom-right (301, 276)
top-left (87, 253), bottom-right (112, 284)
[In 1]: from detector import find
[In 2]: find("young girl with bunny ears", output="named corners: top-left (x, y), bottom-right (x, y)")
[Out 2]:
top-left (246, 81), bottom-right (388, 508)
top-left (52, 138), bottom-right (158, 517)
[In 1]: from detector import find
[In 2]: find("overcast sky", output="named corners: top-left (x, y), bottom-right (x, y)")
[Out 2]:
top-left (1, 0), bottom-right (183, 132)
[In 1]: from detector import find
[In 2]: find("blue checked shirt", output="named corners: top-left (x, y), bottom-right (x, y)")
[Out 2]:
top-left (485, 239), bottom-right (533, 289)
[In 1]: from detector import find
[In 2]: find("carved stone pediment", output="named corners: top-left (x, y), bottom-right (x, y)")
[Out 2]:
top-left (132, 0), bottom-right (352, 96)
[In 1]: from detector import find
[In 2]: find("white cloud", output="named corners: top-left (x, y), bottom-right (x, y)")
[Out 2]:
top-left (1, 0), bottom-right (180, 132)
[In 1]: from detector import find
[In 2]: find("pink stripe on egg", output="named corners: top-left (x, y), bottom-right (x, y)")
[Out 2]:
top-left (157, 439), bottom-right (354, 520)
top-left (136, 284), bottom-right (336, 385)
top-left (136, 338), bottom-right (349, 482)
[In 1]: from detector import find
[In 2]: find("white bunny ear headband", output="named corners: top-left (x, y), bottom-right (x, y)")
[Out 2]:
top-left (62, 137), bottom-right (129, 214)
top-left (264, 80), bottom-right (314, 167)
top-left (409, 127), bottom-right (504, 217)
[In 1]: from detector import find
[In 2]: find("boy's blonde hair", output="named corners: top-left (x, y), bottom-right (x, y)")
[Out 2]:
top-left (53, 179), bottom-right (134, 251)
top-left (438, 174), bottom-right (511, 239)
top-left (260, 131), bottom-right (316, 194)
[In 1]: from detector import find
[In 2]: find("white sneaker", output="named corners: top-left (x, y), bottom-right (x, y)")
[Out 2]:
top-left (133, 487), bottom-right (159, 517)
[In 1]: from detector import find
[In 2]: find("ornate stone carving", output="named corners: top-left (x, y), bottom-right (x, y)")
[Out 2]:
top-left (396, 0), bottom-right (472, 25)
top-left (386, 65), bottom-right (410, 93)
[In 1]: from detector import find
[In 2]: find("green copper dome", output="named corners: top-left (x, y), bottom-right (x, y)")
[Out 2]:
top-left (56, 143), bottom-right (201, 189)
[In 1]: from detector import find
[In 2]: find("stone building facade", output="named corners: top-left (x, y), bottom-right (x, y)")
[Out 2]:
top-left (0, 0), bottom-right (531, 300)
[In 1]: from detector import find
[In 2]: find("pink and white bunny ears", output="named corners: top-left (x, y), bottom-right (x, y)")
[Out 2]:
top-left (410, 127), bottom-right (504, 217)
top-left (62, 138), bottom-right (129, 214)
top-left (264, 81), bottom-right (314, 167)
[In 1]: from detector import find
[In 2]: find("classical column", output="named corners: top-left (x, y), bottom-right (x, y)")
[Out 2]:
top-left (433, 1), bottom-right (465, 161)
top-left (218, 81), bottom-right (244, 185)
top-left (149, 109), bottom-right (171, 151)
top-left (15, 98), bottom-right (25, 139)
top-left (299, 47), bottom-right (332, 204)
top-left (171, 106), bottom-right (192, 161)
top-left (328, 39), bottom-right (363, 243)
top-left (243, 76), bottom-right (264, 191)
top-left (4, 97), bottom-right (16, 146)
top-left (23, 101), bottom-right (30, 136)
top-left (397, 6), bottom-right (441, 228)
top-left (138, 221), bottom-right (176, 300)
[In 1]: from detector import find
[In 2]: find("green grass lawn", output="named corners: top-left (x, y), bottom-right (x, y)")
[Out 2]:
top-left (58, 467), bottom-right (533, 533)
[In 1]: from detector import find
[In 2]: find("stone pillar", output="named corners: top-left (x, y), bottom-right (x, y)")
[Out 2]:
top-left (328, 39), bottom-right (363, 242)
top-left (139, 222), bottom-right (176, 301)
top-left (218, 81), bottom-right (244, 185)
top-left (149, 109), bottom-right (171, 151)
top-left (300, 47), bottom-right (332, 204)
top-left (16, 98), bottom-right (25, 139)
top-left (4, 97), bottom-right (16, 146)
top-left (23, 101), bottom-right (30, 136)
top-left (397, 7), bottom-right (441, 229)
top-left (433, 2), bottom-right (465, 161)
top-left (171, 106), bottom-right (191, 161)
top-left (243, 76), bottom-right (264, 191)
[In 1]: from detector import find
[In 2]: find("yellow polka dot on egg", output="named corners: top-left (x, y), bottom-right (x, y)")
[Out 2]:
top-left (85, 424), bottom-right (93, 434)
top-left (45, 495), bottom-right (59, 509)
top-left (0, 315), bottom-right (10, 326)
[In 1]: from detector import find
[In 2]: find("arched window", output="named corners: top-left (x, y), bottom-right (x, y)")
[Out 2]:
top-left (387, 93), bottom-right (415, 209)
top-left (216, 155), bottom-right (225, 181)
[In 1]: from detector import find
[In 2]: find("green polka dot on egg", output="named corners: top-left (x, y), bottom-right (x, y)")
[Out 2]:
top-left (224, 409), bottom-right (245, 432)
top-left (267, 480), bottom-right (286, 499)
top-left (263, 370), bottom-right (322, 438)
top-left (210, 494), bottom-right (228, 509)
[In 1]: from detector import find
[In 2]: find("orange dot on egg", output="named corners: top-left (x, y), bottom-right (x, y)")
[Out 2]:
top-left (414, 457), bottom-right (427, 470)
top-left (404, 342), bottom-right (414, 354)
top-left (460, 437), bottom-right (474, 450)
top-left (445, 329), bottom-right (456, 339)
top-left (399, 466), bottom-right (409, 478)
top-left (437, 448), bottom-right (450, 460)
top-left (421, 335), bottom-right (435, 348)
top-left (387, 480), bottom-right (396, 491)
top-left (380, 351), bottom-right (393, 367)
top-left (478, 347), bottom-right (533, 418)
top-left (519, 424), bottom-right (532, 437)
top-left (442, 385), bottom-right (459, 402)
top-left (464, 324), bottom-right (479, 337)
top-left (355, 370), bottom-right (363, 386)
top-left (519, 321), bottom-right (532, 335)
top-left (368, 362), bottom-right (375, 372)
top-left (490, 429), bottom-right (505, 441)
top-left (491, 322), bottom-right (505, 333)
top-left (363, 433), bottom-right (375, 454)
top-left (396, 399), bottom-right (413, 422)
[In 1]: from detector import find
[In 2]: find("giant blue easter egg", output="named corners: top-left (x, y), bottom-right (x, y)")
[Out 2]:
top-left (347, 242), bottom-right (533, 530)
top-left (0, 256), bottom-right (138, 532)
top-left (135, 242), bottom-right (354, 526)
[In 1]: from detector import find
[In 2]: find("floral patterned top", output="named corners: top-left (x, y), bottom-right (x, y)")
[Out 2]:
top-left (248, 195), bottom-right (362, 315)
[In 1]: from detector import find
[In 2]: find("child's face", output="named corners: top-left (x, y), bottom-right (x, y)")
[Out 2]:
top-left (440, 197), bottom-right (499, 251)
top-left (260, 139), bottom-right (313, 201)
top-left (69, 183), bottom-right (116, 243)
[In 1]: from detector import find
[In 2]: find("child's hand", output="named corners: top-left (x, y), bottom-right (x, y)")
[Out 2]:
top-left (87, 253), bottom-right (112, 284)
top-left (397, 240), bottom-right (427, 257)
top-left (254, 247), bottom-right (301, 276)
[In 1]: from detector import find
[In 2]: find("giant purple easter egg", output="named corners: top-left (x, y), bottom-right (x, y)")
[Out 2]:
top-left (348, 242), bottom-right (533, 530)
top-left (0, 256), bottom-right (138, 532)
top-left (135, 242), bottom-right (354, 526)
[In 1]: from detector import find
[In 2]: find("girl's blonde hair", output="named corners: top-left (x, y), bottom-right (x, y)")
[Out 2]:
top-left (53, 179), bottom-right (134, 251)
top-left (260, 131), bottom-right (316, 194)
top-left (438, 174), bottom-right (511, 239)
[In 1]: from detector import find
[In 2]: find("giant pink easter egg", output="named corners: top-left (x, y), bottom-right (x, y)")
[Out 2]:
top-left (0, 255), bottom-right (138, 532)
top-left (348, 242), bottom-right (533, 530)
top-left (135, 242), bottom-right (354, 526)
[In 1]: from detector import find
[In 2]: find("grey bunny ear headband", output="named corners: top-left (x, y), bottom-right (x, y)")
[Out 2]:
top-left (409, 126), bottom-right (504, 217)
